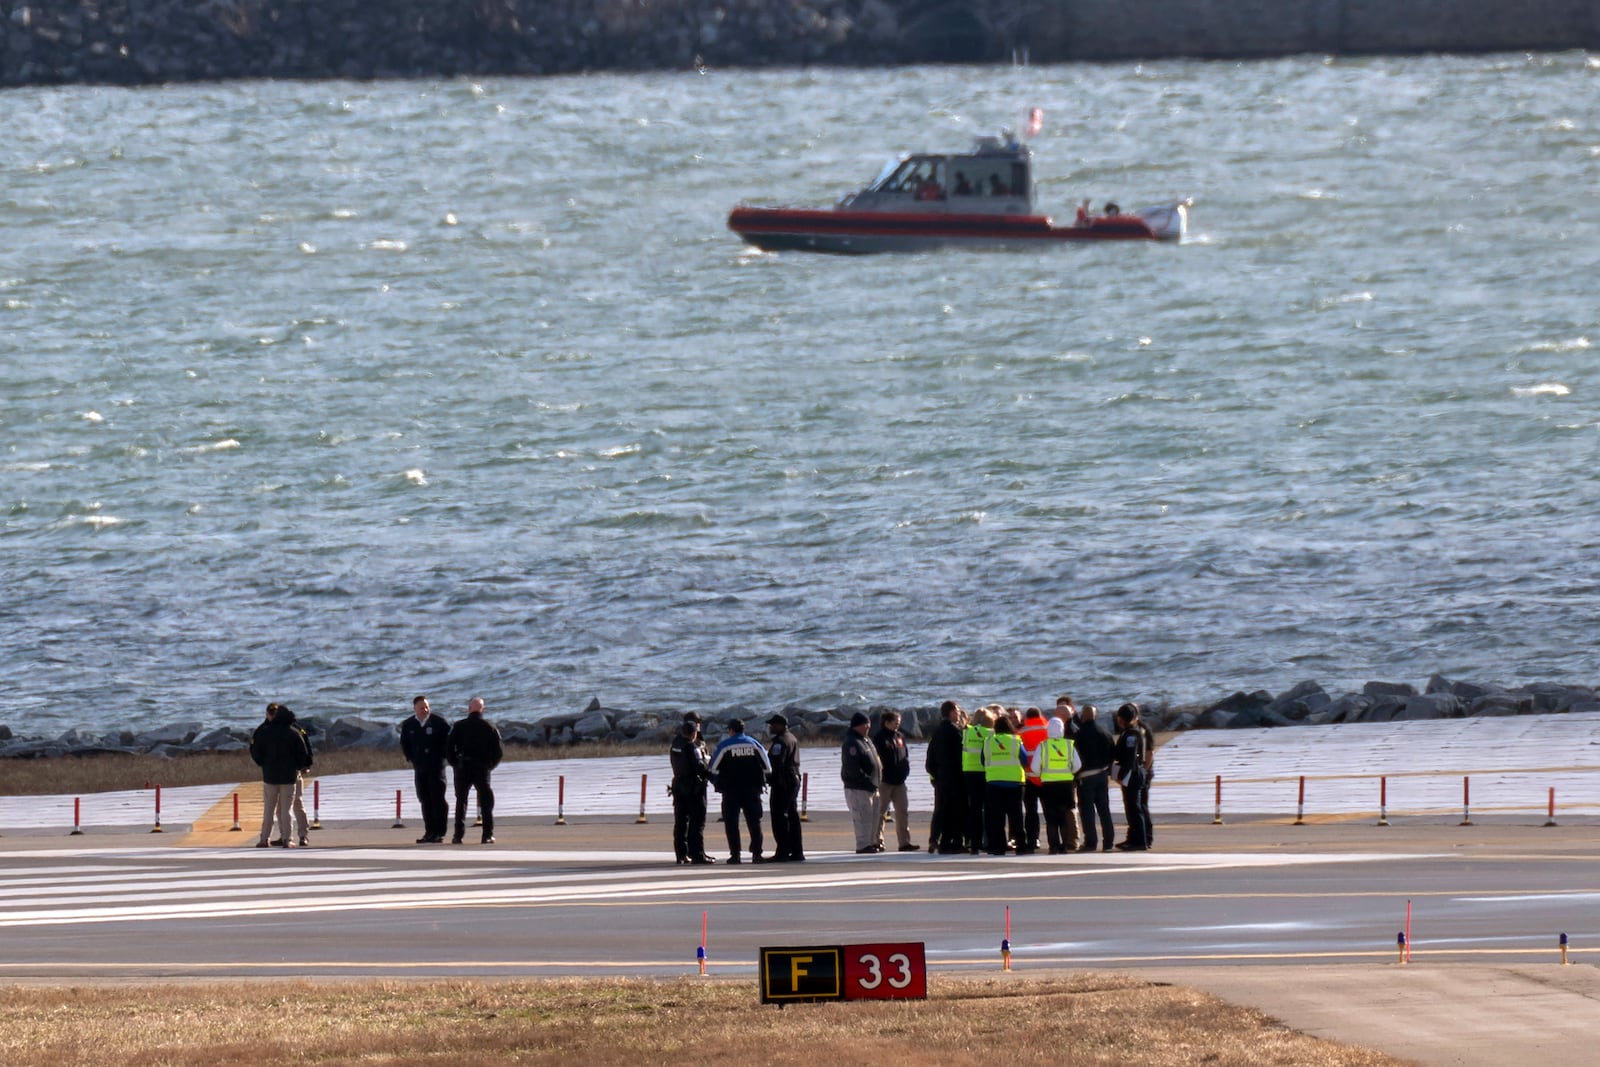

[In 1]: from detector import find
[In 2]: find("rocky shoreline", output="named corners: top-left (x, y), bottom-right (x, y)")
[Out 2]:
top-left (2, 0), bottom-right (1597, 88)
top-left (3, 674), bottom-right (1594, 761)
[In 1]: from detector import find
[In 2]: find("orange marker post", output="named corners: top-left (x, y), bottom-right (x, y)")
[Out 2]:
top-left (1212, 775), bottom-right (1223, 826)
top-left (800, 772), bottom-right (809, 822)
top-left (230, 792), bottom-right (242, 832)
top-left (1001, 905), bottom-right (1013, 972)
top-left (392, 789), bottom-right (405, 829)
top-left (1293, 776), bottom-right (1305, 826)
top-left (1377, 776), bottom-right (1389, 827)
top-left (555, 775), bottom-right (567, 825)
top-left (151, 784), bottom-right (164, 833)
top-left (71, 797), bottom-right (84, 836)
top-left (1544, 787), bottom-right (1557, 828)
top-left (636, 773), bottom-right (649, 824)
top-left (1459, 776), bottom-right (1473, 827)
top-left (311, 780), bottom-right (322, 830)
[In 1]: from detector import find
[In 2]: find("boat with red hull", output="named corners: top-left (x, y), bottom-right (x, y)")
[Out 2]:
top-left (729, 130), bottom-right (1190, 254)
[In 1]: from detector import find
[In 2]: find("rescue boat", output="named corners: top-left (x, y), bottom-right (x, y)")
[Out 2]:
top-left (728, 130), bottom-right (1190, 254)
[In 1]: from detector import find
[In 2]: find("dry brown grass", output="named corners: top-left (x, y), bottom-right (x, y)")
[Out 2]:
top-left (0, 975), bottom-right (1402, 1067)
top-left (0, 742), bottom-right (670, 798)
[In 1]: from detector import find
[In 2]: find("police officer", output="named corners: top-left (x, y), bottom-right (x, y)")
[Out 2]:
top-left (1113, 703), bottom-right (1150, 851)
top-left (765, 714), bottom-right (804, 862)
top-left (400, 695), bottom-right (452, 844)
top-left (669, 712), bottom-right (714, 864)
top-left (709, 718), bottom-right (771, 863)
top-left (446, 696), bottom-right (503, 845)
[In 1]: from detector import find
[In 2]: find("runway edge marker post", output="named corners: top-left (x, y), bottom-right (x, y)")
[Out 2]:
top-left (698, 910), bottom-right (708, 976)
top-left (151, 784), bottom-right (163, 833)
top-left (71, 796), bottom-right (83, 836)
top-left (1001, 905), bottom-right (1012, 972)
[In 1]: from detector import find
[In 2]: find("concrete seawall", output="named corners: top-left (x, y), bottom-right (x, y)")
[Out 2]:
top-left (1, 0), bottom-right (1597, 87)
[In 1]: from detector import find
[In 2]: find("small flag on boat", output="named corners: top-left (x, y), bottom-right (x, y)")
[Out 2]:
top-left (1026, 108), bottom-right (1044, 137)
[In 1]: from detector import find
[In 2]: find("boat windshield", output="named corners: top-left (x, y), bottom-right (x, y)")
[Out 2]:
top-left (866, 156), bottom-right (943, 195)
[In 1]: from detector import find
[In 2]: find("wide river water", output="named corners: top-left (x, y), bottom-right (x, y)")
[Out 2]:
top-left (3, 53), bottom-right (1598, 736)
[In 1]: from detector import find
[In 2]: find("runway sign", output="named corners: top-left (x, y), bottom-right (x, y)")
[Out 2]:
top-left (843, 941), bottom-right (928, 1000)
top-left (760, 946), bottom-right (842, 1003)
top-left (759, 942), bottom-right (926, 1003)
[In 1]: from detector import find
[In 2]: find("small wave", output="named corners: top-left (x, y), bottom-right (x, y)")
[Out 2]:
top-left (1511, 383), bottom-right (1570, 398)
top-left (597, 444), bottom-right (640, 459)
top-left (179, 439), bottom-right (241, 454)
top-left (1518, 337), bottom-right (1590, 354)
top-left (1, 462), bottom-right (54, 472)
top-left (583, 510), bottom-right (714, 530)
top-left (402, 468), bottom-right (427, 485)
top-left (81, 410), bottom-right (103, 423)
top-left (3, 299), bottom-right (29, 310)
top-left (367, 239), bottom-right (408, 252)
top-left (60, 514), bottom-right (122, 529)
top-left (298, 241), bottom-right (317, 254)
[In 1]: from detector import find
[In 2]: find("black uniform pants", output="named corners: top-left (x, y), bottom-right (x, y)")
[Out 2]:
top-left (1077, 771), bottom-right (1114, 850)
top-left (413, 763), bottom-right (449, 839)
top-left (930, 776), bottom-right (966, 851)
top-left (769, 784), bottom-right (803, 860)
top-left (1120, 767), bottom-right (1150, 848)
top-left (453, 763), bottom-right (494, 840)
top-left (720, 788), bottom-right (764, 859)
top-left (672, 780), bottom-right (707, 860)
top-left (964, 771), bottom-right (987, 852)
top-left (984, 782), bottom-right (1024, 855)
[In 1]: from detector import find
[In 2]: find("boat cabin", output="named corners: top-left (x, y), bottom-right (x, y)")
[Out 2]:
top-left (840, 135), bottom-right (1035, 215)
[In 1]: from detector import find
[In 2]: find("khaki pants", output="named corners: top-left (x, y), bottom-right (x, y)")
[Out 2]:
top-left (875, 781), bottom-right (911, 849)
top-left (259, 781), bottom-right (292, 844)
top-left (845, 787), bottom-right (880, 850)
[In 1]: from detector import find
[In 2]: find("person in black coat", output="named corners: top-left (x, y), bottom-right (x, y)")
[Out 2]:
top-left (250, 702), bottom-right (310, 848)
top-left (1113, 703), bottom-right (1151, 851)
top-left (765, 714), bottom-right (805, 862)
top-left (924, 700), bottom-right (967, 853)
top-left (447, 696), bottom-right (504, 844)
top-left (669, 713), bottom-right (714, 864)
top-left (1073, 704), bottom-right (1116, 852)
top-left (872, 711), bottom-right (918, 851)
top-left (400, 695), bottom-right (452, 844)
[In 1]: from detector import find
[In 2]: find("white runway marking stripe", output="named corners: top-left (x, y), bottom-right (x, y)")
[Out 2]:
top-left (0, 851), bottom-right (1406, 928)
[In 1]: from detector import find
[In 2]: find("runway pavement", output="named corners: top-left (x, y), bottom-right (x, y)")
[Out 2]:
top-left (4, 715), bottom-right (1600, 1066)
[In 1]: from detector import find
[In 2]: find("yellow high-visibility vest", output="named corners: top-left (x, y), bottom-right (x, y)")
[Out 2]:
top-left (1039, 738), bottom-right (1077, 783)
top-left (961, 724), bottom-right (990, 772)
top-left (982, 733), bottom-right (1024, 784)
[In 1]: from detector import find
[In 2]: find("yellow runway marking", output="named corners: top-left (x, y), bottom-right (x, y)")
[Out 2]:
top-left (178, 783), bottom-right (258, 846)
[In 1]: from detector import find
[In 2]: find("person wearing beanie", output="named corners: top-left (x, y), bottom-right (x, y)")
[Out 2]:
top-left (249, 702), bottom-right (310, 848)
top-left (765, 714), bottom-right (804, 862)
top-left (841, 712), bottom-right (883, 853)
top-left (1032, 714), bottom-right (1082, 854)
top-left (709, 718), bottom-right (772, 863)
top-left (1073, 704), bottom-right (1116, 852)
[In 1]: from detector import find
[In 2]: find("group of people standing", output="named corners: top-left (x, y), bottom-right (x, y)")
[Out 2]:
top-left (400, 695), bottom-right (505, 844)
top-left (668, 697), bottom-right (1154, 863)
top-left (926, 698), bottom-right (1154, 856)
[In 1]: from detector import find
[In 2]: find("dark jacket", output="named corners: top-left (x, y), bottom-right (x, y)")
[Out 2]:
top-left (250, 716), bottom-right (310, 786)
top-left (840, 731), bottom-right (882, 793)
top-left (400, 712), bottom-right (452, 768)
top-left (925, 717), bottom-right (964, 783)
top-left (447, 713), bottom-right (503, 770)
top-left (669, 732), bottom-right (712, 789)
top-left (872, 725), bottom-right (911, 787)
top-left (708, 731), bottom-right (771, 794)
top-left (1114, 723), bottom-right (1146, 785)
top-left (767, 730), bottom-right (802, 794)
top-left (1074, 721), bottom-right (1115, 773)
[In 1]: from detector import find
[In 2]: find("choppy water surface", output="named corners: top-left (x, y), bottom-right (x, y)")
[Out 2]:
top-left (4, 54), bottom-right (1599, 734)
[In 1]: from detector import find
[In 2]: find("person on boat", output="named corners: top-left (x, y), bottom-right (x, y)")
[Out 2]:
top-left (988, 175), bottom-right (1009, 196)
top-left (953, 172), bottom-right (974, 196)
top-left (915, 176), bottom-right (944, 201)
top-left (1103, 202), bottom-right (1121, 216)
top-left (1075, 199), bottom-right (1091, 226)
